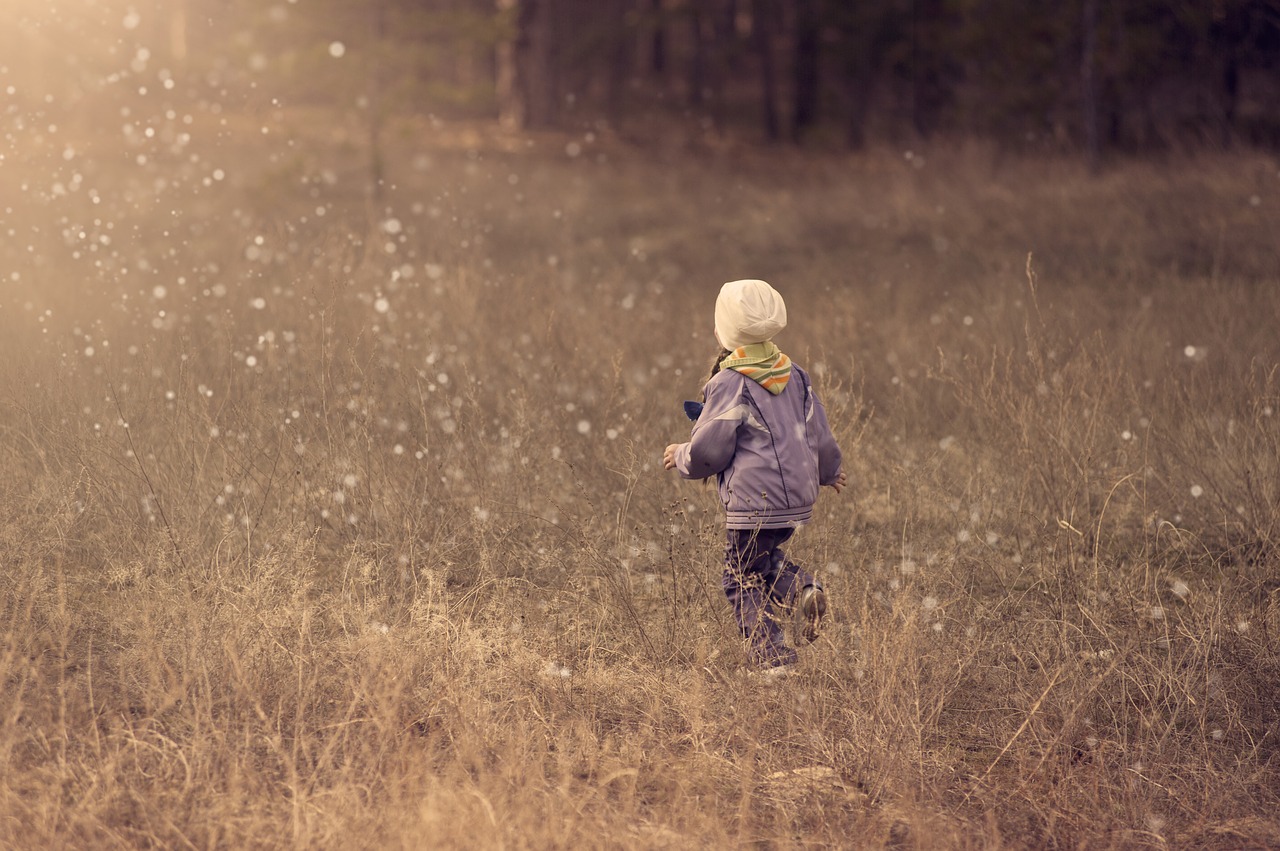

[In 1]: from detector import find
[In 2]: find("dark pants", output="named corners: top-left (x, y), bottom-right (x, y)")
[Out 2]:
top-left (723, 527), bottom-right (818, 668)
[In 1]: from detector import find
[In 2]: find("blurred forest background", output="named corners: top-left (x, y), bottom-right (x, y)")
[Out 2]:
top-left (6, 0), bottom-right (1280, 163)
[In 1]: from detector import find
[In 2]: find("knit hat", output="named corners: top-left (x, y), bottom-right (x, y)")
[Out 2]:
top-left (714, 279), bottom-right (787, 350)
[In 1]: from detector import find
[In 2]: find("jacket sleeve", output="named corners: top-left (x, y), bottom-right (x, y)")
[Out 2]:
top-left (674, 375), bottom-right (741, 480)
top-left (808, 383), bottom-right (843, 486)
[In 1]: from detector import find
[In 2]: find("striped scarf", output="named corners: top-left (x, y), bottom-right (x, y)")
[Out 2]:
top-left (720, 342), bottom-right (792, 395)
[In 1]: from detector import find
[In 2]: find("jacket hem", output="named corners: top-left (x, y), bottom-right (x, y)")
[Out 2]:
top-left (725, 508), bottom-right (814, 530)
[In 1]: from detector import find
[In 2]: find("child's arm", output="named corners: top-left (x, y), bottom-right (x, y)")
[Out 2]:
top-left (809, 385), bottom-right (845, 492)
top-left (664, 375), bottom-right (741, 480)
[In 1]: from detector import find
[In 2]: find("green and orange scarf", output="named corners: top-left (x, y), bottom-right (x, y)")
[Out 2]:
top-left (721, 342), bottom-right (792, 395)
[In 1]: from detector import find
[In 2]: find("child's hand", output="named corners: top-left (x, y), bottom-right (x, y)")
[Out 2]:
top-left (827, 470), bottom-right (848, 494)
top-left (663, 444), bottom-right (681, 471)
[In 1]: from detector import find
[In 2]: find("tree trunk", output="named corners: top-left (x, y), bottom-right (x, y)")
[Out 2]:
top-left (496, 0), bottom-right (526, 129)
top-left (1213, 7), bottom-right (1243, 148)
top-left (707, 0), bottom-right (739, 127)
top-left (689, 0), bottom-right (706, 106)
top-left (528, 0), bottom-right (559, 126)
top-left (367, 0), bottom-right (387, 211)
top-left (909, 0), bottom-right (946, 138)
top-left (496, 0), bottom-right (558, 129)
top-left (1221, 53), bottom-right (1239, 146)
top-left (1081, 0), bottom-right (1100, 171)
top-left (606, 0), bottom-right (634, 124)
top-left (791, 0), bottom-right (820, 141)
top-left (752, 0), bottom-right (779, 141)
top-left (718, 0), bottom-right (739, 71)
top-left (844, 70), bottom-right (873, 150)
top-left (650, 0), bottom-right (667, 76)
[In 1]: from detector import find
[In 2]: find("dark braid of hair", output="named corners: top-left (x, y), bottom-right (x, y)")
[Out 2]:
top-left (702, 348), bottom-right (732, 402)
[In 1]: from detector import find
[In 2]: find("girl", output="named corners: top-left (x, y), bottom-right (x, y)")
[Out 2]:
top-left (663, 279), bottom-right (846, 671)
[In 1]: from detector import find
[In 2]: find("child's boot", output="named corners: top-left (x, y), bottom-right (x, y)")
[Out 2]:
top-left (796, 585), bottom-right (827, 644)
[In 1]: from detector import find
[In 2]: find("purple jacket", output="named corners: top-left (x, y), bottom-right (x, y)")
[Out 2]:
top-left (674, 364), bottom-right (842, 529)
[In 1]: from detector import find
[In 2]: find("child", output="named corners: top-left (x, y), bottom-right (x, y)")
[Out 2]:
top-left (663, 279), bottom-right (846, 671)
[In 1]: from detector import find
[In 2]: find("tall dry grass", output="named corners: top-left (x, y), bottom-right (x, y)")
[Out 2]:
top-left (2, 111), bottom-right (1279, 848)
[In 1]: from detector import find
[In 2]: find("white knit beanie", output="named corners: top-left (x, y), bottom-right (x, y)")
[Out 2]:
top-left (714, 279), bottom-right (787, 350)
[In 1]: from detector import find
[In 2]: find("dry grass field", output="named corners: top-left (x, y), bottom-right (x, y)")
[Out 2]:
top-left (2, 106), bottom-right (1279, 848)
